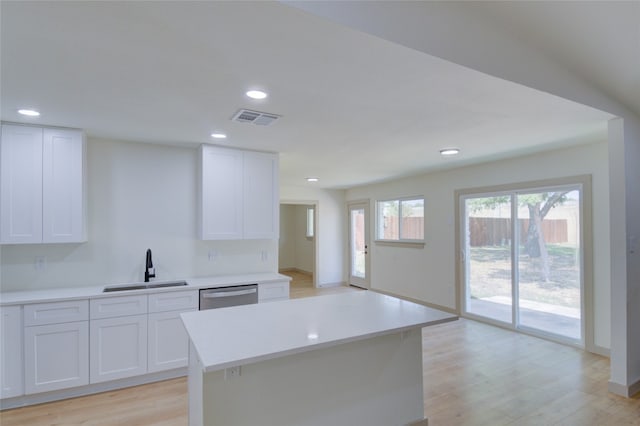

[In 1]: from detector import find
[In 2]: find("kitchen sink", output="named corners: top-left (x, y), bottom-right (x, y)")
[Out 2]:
top-left (103, 280), bottom-right (188, 292)
top-left (147, 281), bottom-right (188, 289)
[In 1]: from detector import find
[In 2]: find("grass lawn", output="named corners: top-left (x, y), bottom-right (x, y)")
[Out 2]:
top-left (469, 244), bottom-right (580, 309)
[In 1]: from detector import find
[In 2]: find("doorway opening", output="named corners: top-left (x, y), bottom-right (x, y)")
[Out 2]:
top-left (279, 202), bottom-right (318, 291)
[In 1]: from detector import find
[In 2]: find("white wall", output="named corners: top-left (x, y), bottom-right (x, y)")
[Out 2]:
top-left (609, 117), bottom-right (640, 391)
top-left (623, 117), bottom-right (640, 388)
top-left (346, 141), bottom-right (611, 350)
top-left (280, 185), bottom-right (345, 286)
top-left (0, 138), bottom-right (278, 291)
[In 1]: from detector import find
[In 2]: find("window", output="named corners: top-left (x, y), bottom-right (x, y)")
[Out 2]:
top-left (376, 197), bottom-right (424, 242)
top-left (306, 207), bottom-right (314, 238)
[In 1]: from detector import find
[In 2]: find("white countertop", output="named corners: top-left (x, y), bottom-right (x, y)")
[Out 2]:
top-left (0, 272), bottom-right (290, 306)
top-left (181, 291), bottom-right (457, 373)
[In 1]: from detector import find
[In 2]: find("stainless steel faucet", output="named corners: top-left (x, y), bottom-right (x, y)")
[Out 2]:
top-left (144, 248), bottom-right (155, 282)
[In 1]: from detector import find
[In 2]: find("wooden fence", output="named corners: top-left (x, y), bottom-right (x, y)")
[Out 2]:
top-left (468, 217), bottom-right (568, 246)
top-left (379, 217), bottom-right (424, 240)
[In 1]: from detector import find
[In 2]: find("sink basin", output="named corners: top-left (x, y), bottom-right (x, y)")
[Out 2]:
top-left (103, 284), bottom-right (147, 292)
top-left (103, 281), bottom-right (188, 292)
top-left (147, 281), bottom-right (188, 289)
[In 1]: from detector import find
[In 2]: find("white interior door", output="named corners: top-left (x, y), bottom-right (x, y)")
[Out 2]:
top-left (348, 202), bottom-right (370, 289)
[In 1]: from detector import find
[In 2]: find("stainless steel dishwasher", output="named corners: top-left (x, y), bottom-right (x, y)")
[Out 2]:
top-left (199, 284), bottom-right (258, 310)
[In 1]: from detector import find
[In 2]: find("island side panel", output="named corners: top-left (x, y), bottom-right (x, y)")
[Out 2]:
top-left (188, 342), bottom-right (204, 426)
top-left (202, 329), bottom-right (424, 426)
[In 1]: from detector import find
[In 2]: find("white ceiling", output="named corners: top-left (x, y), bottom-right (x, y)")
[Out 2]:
top-left (0, 1), bottom-right (620, 189)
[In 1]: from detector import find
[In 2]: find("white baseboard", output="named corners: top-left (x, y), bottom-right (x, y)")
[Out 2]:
top-left (279, 267), bottom-right (313, 275)
top-left (589, 344), bottom-right (610, 357)
top-left (608, 377), bottom-right (640, 398)
top-left (1, 368), bottom-right (186, 410)
top-left (318, 281), bottom-right (346, 288)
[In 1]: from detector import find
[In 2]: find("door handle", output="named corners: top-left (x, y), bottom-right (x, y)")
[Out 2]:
top-left (202, 288), bottom-right (257, 298)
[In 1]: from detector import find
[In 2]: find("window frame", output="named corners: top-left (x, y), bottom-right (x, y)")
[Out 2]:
top-left (375, 195), bottom-right (425, 243)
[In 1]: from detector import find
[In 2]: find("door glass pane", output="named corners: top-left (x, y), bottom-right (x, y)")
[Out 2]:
top-left (465, 196), bottom-right (512, 323)
top-left (517, 190), bottom-right (581, 340)
top-left (350, 208), bottom-right (366, 279)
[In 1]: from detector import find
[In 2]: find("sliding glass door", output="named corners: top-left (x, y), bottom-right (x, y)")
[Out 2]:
top-left (465, 195), bottom-right (513, 324)
top-left (461, 185), bottom-right (583, 344)
top-left (516, 189), bottom-right (582, 340)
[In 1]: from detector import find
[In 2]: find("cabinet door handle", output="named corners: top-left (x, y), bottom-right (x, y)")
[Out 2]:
top-left (202, 289), bottom-right (257, 298)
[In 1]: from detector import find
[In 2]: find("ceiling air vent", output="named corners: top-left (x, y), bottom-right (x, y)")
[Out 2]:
top-left (231, 109), bottom-right (281, 126)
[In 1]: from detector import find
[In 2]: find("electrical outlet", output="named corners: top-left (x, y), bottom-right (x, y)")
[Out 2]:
top-left (34, 256), bottom-right (46, 271)
top-left (261, 250), bottom-right (268, 262)
top-left (208, 250), bottom-right (218, 262)
top-left (224, 366), bottom-right (241, 380)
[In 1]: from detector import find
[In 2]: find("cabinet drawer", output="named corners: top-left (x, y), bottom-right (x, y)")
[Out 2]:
top-left (24, 300), bottom-right (89, 326)
top-left (258, 281), bottom-right (290, 302)
top-left (148, 290), bottom-right (198, 313)
top-left (90, 295), bottom-right (147, 319)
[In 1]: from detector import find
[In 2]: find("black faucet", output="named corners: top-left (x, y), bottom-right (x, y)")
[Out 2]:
top-left (144, 248), bottom-right (155, 282)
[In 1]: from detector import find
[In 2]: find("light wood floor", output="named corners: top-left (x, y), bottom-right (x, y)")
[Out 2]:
top-left (3, 276), bottom-right (638, 425)
top-left (422, 319), bottom-right (639, 425)
top-left (281, 269), bottom-right (363, 299)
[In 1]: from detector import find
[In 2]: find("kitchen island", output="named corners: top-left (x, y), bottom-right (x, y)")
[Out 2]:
top-left (181, 291), bottom-right (457, 426)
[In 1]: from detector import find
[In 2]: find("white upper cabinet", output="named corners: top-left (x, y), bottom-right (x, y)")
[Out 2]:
top-left (42, 128), bottom-right (85, 243)
top-left (199, 145), bottom-right (279, 240)
top-left (0, 124), bottom-right (86, 244)
top-left (0, 125), bottom-right (43, 243)
top-left (243, 150), bottom-right (279, 239)
top-left (199, 145), bottom-right (244, 240)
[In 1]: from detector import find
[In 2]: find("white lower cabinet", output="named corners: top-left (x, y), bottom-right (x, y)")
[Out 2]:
top-left (4, 282), bottom-right (281, 404)
top-left (24, 321), bottom-right (89, 394)
top-left (1, 306), bottom-right (23, 398)
top-left (90, 315), bottom-right (148, 383)
top-left (258, 280), bottom-right (290, 302)
top-left (148, 309), bottom-right (195, 372)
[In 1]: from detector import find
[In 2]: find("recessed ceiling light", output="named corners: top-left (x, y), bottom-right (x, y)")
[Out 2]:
top-left (440, 148), bottom-right (460, 156)
top-left (18, 109), bottom-right (40, 117)
top-left (211, 132), bottom-right (227, 139)
top-left (246, 90), bottom-right (268, 100)
top-left (306, 177), bottom-right (319, 182)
